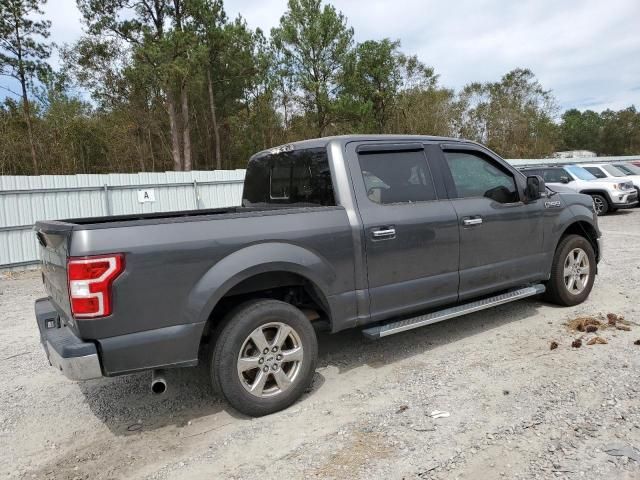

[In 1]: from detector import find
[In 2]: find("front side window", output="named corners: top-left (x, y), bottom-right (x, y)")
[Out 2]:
top-left (242, 147), bottom-right (335, 207)
top-left (565, 166), bottom-right (597, 181)
top-left (444, 151), bottom-right (519, 203)
top-left (357, 149), bottom-right (437, 204)
top-left (583, 167), bottom-right (607, 179)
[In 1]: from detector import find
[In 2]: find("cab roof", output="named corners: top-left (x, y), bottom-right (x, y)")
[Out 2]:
top-left (251, 134), bottom-right (476, 159)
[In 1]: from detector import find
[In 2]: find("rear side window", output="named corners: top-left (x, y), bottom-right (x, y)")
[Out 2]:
top-left (242, 147), bottom-right (335, 207)
top-left (444, 151), bottom-right (519, 203)
top-left (602, 165), bottom-right (626, 177)
top-left (540, 168), bottom-right (570, 183)
top-left (357, 149), bottom-right (437, 204)
top-left (583, 167), bottom-right (607, 179)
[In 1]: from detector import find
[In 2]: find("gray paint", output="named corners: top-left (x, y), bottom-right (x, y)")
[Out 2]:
top-left (33, 135), bottom-right (600, 376)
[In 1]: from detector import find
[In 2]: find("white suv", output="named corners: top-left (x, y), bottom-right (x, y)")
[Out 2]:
top-left (582, 163), bottom-right (640, 193)
top-left (520, 165), bottom-right (638, 215)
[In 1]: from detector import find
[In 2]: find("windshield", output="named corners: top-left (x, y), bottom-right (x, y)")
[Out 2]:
top-left (615, 163), bottom-right (640, 175)
top-left (602, 165), bottom-right (627, 177)
top-left (565, 165), bottom-right (597, 181)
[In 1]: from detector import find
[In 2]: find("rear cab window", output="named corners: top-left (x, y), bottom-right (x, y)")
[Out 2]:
top-left (242, 147), bottom-right (335, 207)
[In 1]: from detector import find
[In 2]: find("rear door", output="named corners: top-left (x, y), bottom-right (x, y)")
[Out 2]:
top-left (346, 142), bottom-right (460, 322)
top-left (436, 146), bottom-right (546, 301)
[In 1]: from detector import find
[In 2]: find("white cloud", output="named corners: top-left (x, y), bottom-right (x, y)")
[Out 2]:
top-left (11, 0), bottom-right (640, 112)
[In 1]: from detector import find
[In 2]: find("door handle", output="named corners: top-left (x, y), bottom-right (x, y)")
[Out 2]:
top-left (372, 227), bottom-right (396, 239)
top-left (463, 217), bottom-right (483, 226)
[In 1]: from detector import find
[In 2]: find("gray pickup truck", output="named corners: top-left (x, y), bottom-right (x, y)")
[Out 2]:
top-left (35, 135), bottom-right (601, 416)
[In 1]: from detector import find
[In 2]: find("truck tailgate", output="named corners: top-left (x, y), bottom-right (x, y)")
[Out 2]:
top-left (35, 221), bottom-right (74, 322)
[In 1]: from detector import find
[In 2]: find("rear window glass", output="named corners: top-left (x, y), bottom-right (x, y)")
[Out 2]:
top-left (242, 147), bottom-right (335, 207)
top-left (357, 149), bottom-right (437, 204)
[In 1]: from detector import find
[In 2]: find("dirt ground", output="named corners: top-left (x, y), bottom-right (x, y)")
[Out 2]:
top-left (1, 211), bottom-right (640, 480)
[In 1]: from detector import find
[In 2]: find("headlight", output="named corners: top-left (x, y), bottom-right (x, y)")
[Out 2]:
top-left (614, 183), bottom-right (626, 190)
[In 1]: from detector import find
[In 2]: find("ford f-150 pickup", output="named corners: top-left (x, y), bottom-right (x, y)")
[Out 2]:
top-left (34, 135), bottom-right (602, 416)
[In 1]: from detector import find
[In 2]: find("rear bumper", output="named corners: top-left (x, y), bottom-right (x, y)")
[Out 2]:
top-left (35, 297), bottom-right (102, 381)
top-left (35, 297), bottom-right (203, 378)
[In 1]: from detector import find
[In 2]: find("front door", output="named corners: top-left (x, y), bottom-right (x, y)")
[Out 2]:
top-left (438, 147), bottom-right (545, 301)
top-left (347, 143), bottom-right (460, 322)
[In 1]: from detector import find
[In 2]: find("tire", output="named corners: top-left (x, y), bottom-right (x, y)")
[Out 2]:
top-left (209, 299), bottom-right (318, 417)
top-left (591, 194), bottom-right (609, 216)
top-left (545, 234), bottom-right (596, 306)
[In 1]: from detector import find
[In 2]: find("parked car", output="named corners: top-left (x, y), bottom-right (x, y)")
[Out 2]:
top-left (519, 165), bottom-right (637, 215)
top-left (35, 135), bottom-right (602, 416)
top-left (610, 162), bottom-right (640, 199)
top-left (612, 162), bottom-right (640, 177)
top-left (582, 163), bottom-right (640, 189)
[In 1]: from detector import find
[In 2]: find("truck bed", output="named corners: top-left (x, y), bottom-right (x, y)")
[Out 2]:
top-left (34, 204), bottom-right (330, 232)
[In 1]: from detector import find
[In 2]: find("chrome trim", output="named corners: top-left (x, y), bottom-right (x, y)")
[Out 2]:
top-left (47, 342), bottom-right (103, 380)
top-left (597, 236), bottom-right (604, 262)
top-left (463, 218), bottom-right (483, 226)
top-left (372, 228), bottom-right (396, 238)
top-left (362, 284), bottom-right (546, 338)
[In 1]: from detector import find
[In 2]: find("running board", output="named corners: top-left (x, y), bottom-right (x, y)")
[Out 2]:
top-left (362, 284), bottom-right (546, 339)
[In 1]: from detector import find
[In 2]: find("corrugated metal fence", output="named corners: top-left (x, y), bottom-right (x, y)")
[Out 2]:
top-left (0, 170), bottom-right (246, 269)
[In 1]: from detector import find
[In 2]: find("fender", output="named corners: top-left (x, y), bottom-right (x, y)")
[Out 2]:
top-left (184, 242), bottom-right (337, 326)
top-left (542, 192), bottom-right (600, 274)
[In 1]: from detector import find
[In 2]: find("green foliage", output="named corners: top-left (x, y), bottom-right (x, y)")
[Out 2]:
top-left (0, 0), bottom-right (639, 175)
top-left (0, 0), bottom-right (51, 85)
top-left (271, 0), bottom-right (353, 136)
top-left (455, 68), bottom-right (559, 158)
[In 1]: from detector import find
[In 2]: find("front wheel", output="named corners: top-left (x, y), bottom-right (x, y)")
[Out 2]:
top-left (545, 234), bottom-right (596, 306)
top-left (210, 299), bottom-right (318, 417)
top-left (591, 194), bottom-right (609, 216)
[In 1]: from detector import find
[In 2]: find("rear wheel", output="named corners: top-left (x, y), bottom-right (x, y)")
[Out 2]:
top-left (545, 234), bottom-right (596, 306)
top-left (210, 299), bottom-right (318, 417)
top-left (591, 194), bottom-right (609, 216)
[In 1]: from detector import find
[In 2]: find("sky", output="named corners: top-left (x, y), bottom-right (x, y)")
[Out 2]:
top-left (9, 0), bottom-right (640, 112)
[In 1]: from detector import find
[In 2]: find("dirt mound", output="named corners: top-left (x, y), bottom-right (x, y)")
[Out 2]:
top-left (567, 317), bottom-right (602, 332)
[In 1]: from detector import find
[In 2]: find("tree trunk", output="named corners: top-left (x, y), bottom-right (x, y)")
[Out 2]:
top-left (181, 83), bottom-right (192, 171)
top-left (148, 128), bottom-right (156, 172)
top-left (14, 23), bottom-right (38, 174)
top-left (207, 70), bottom-right (222, 170)
top-left (166, 90), bottom-right (183, 171)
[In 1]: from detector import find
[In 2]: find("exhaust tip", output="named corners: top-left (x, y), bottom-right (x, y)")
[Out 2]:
top-left (151, 369), bottom-right (167, 395)
top-left (151, 380), bottom-right (167, 395)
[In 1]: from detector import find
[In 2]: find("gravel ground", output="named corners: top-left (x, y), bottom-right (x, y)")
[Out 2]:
top-left (1, 211), bottom-right (640, 480)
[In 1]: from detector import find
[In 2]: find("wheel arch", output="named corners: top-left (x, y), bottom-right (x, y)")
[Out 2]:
top-left (186, 242), bottom-right (336, 341)
top-left (579, 189), bottom-right (612, 205)
top-left (558, 220), bottom-right (600, 262)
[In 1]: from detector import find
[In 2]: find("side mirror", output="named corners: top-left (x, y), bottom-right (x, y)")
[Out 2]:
top-left (560, 176), bottom-right (571, 184)
top-left (525, 175), bottom-right (545, 201)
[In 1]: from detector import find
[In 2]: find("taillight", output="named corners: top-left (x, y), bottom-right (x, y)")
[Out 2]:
top-left (67, 254), bottom-right (124, 318)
